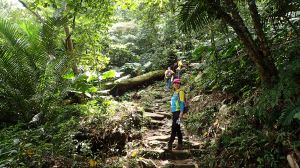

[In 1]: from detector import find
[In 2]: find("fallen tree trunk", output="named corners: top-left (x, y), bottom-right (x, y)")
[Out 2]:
top-left (107, 70), bottom-right (165, 96)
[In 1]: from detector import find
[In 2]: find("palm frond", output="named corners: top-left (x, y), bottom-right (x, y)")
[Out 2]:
top-left (178, 0), bottom-right (215, 33)
top-left (0, 18), bottom-right (70, 123)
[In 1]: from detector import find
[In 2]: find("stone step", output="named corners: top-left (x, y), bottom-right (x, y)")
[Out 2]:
top-left (140, 149), bottom-right (192, 160)
top-left (156, 112), bottom-right (171, 118)
top-left (144, 107), bottom-right (155, 112)
top-left (146, 120), bottom-right (165, 129)
top-left (146, 135), bottom-right (169, 142)
top-left (161, 159), bottom-right (198, 168)
top-left (144, 112), bottom-right (165, 120)
top-left (154, 96), bottom-right (171, 104)
top-left (139, 149), bottom-right (205, 160)
top-left (157, 108), bottom-right (168, 112)
top-left (147, 140), bottom-right (167, 148)
top-left (162, 163), bottom-right (198, 168)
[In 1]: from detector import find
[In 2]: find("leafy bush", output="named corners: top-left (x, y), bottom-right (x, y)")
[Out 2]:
top-left (198, 39), bottom-right (258, 95)
top-left (108, 46), bottom-right (139, 66)
top-left (184, 107), bottom-right (217, 134)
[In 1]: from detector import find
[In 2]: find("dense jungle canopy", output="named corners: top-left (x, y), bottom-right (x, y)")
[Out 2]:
top-left (1, 0), bottom-right (300, 167)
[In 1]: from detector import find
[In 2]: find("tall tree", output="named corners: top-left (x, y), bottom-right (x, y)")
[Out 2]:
top-left (178, 0), bottom-right (279, 86)
top-left (20, 0), bottom-right (115, 74)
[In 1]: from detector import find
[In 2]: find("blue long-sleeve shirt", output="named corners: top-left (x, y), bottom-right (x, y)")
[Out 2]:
top-left (170, 89), bottom-right (185, 112)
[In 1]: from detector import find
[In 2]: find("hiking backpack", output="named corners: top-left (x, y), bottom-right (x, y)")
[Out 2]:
top-left (178, 91), bottom-right (189, 113)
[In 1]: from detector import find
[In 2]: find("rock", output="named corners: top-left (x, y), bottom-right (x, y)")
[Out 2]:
top-left (148, 140), bottom-right (167, 148)
top-left (191, 95), bottom-right (202, 102)
top-left (163, 150), bottom-right (192, 160)
top-left (161, 97), bottom-right (170, 103)
top-left (156, 112), bottom-right (171, 119)
top-left (146, 135), bottom-right (169, 142)
top-left (146, 120), bottom-right (165, 129)
top-left (144, 112), bottom-right (165, 120)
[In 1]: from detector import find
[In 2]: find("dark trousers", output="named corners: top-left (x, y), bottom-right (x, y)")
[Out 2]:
top-left (168, 111), bottom-right (183, 146)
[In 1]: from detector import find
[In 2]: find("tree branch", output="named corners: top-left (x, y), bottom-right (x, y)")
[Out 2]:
top-left (18, 0), bottom-right (44, 23)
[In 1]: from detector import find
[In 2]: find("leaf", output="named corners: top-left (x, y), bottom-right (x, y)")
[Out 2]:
top-left (63, 72), bottom-right (75, 80)
top-left (87, 75), bottom-right (98, 82)
top-left (294, 112), bottom-right (300, 120)
top-left (87, 87), bottom-right (97, 93)
top-left (85, 92), bottom-right (92, 98)
top-left (280, 107), bottom-right (300, 126)
top-left (24, 143), bottom-right (32, 147)
top-left (102, 70), bottom-right (116, 80)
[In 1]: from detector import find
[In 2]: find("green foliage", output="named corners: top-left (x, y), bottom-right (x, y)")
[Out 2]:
top-left (253, 46), bottom-right (300, 126)
top-left (63, 70), bottom-right (116, 98)
top-left (102, 70), bottom-right (117, 80)
top-left (184, 107), bottom-right (217, 134)
top-left (64, 72), bottom-right (98, 96)
top-left (0, 106), bottom-right (81, 167)
top-left (178, 0), bottom-right (213, 33)
top-left (217, 128), bottom-right (284, 167)
top-left (0, 97), bottom-right (115, 167)
top-left (0, 18), bottom-right (70, 124)
top-left (108, 46), bottom-right (138, 66)
top-left (197, 39), bottom-right (257, 94)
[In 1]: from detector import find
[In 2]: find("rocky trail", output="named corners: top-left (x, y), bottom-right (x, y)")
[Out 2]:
top-left (129, 82), bottom-right (204, 168)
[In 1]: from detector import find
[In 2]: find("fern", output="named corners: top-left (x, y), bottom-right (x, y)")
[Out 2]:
top-left (279, 105), bottom-right (300, 126)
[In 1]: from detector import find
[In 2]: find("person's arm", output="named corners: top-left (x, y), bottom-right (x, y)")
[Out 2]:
top-left (171, 70), bottom-right (175, 81)
top-left (179, 90), bottom-right (185, 119)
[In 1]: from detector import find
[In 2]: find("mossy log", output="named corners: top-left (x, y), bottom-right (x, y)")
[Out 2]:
top-left (108, 70), bottom-right (164, 96)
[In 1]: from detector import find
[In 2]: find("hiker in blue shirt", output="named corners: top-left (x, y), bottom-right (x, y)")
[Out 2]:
top-left (166, 78), bottom-right (185, 151)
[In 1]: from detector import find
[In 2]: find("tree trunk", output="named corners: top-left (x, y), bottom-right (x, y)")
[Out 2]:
top-left (212, 0), bottom-right (278, 86)
top-left (64, 26), bottom-right (79, 74)
top-left (247, 0), bottom-right (278, 84)
top-left (107, 70), bottom-right (165, 96)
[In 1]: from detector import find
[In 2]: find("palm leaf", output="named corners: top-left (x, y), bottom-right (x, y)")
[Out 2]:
top-left (178, 0), bottom-right (215, 33)
top-left (0, 18), bottom-right (70, 123)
